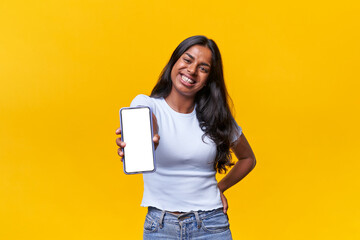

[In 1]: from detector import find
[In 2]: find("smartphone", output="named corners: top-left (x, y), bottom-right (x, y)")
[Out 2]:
top-left (119, 106), bottom-right (156, 174)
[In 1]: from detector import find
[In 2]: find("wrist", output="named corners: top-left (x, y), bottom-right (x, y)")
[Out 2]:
top-left (217, 182), bottom-right (226, 193)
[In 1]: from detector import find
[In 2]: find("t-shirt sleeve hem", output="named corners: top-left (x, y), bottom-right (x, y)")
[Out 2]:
top-left (230, 120), bottom-right (243, 144)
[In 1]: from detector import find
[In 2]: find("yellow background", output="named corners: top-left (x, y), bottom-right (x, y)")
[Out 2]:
top-left (1, 0), bottom-right (359, 239)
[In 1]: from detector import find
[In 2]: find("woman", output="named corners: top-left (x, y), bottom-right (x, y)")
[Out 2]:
top-left (116, 35), bottom-right (256, 239)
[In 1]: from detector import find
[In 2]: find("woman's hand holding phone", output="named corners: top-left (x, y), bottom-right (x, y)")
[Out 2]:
top-left (116, 113), bottom-right (160, 162)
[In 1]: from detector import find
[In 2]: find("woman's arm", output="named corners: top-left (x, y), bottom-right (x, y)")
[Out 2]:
top-left (217, 133), bottom-right (256, 213)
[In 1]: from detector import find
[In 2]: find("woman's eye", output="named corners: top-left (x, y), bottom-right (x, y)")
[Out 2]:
top-left (184, 58), bottom-right (191, 63)
top-left (200, 66), bottom-right (209, 73)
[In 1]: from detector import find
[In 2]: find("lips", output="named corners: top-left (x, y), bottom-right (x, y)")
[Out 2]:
top-left (179, 74), bottom-right (197, 88)
top-left (181, 74), bottom-right (195, 84)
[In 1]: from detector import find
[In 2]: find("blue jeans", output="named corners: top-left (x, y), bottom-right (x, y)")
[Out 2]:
top-left (143, 207), bottom-right (233, 240)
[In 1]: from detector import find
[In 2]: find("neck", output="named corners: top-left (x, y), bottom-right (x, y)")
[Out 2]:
top-left (165, 92), bottom-right (195, 114)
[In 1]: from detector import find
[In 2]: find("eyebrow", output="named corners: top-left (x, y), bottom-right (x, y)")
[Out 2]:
top-left (185, 53), bottom-right (211, 67)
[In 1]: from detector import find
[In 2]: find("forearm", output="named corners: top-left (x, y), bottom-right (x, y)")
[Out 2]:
top-left (218, 156), bottom-right (256, 193)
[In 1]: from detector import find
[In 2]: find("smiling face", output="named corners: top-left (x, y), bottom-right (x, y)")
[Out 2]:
top-left (170, 45), bottom-right (212, 98)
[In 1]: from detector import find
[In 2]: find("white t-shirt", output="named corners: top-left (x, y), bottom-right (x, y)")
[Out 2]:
top-left (130, 94), bottom-right (242, 212)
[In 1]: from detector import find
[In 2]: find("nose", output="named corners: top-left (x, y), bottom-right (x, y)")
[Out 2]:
top-left (187, 64), bottom-right (196, 75)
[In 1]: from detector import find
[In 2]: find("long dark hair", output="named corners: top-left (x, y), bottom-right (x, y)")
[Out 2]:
top-left (151, 35), bottom-right (239, 173)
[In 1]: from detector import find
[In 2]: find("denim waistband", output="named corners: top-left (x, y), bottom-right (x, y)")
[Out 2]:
top-left (147, 207), bottom-right (224, 229)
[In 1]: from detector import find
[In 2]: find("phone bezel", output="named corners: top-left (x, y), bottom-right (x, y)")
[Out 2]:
top-left (119, 106), bottom-right (156, 174)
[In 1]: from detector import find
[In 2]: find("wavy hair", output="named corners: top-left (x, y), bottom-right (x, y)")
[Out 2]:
top-left (151, 35), bottom-right (239, 173)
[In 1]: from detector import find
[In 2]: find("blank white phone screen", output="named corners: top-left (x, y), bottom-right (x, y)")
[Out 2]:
top-left (120, 107), bottom-right (155, 174)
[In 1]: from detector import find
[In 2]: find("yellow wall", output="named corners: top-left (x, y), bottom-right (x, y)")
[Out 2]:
top-left (1, 0), bottom-right (359, 239)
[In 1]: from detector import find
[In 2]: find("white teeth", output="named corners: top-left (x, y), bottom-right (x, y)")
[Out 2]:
top-left (181, 75), bottom-right (195, 84)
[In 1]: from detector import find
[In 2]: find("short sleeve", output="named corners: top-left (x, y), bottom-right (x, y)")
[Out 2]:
top-left (130, 94), bottom-right (155, 112)
top-left (230, 119), bottom-right (242, 144)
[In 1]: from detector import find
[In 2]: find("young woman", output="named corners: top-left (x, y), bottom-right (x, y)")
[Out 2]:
top-left (116, 35), bottom-right (256, 239)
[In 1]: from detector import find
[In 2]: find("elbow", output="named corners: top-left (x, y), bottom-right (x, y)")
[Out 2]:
top-left (251, 156), bottom-right (257, 170)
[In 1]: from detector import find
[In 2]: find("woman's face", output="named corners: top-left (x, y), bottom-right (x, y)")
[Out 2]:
top-left (170, 45), bottom-right (212, 98)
